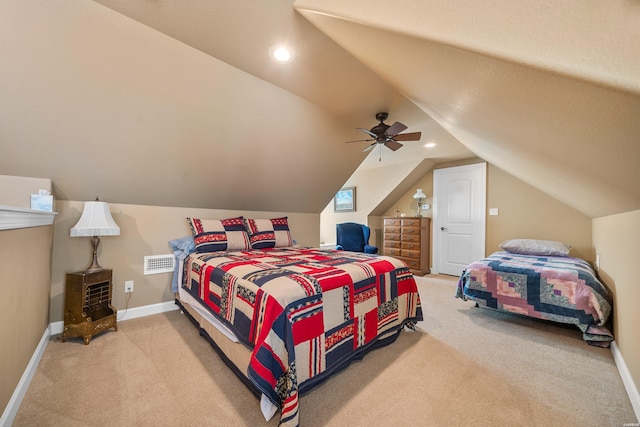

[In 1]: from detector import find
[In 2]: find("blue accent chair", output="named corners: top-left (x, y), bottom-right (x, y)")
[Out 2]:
top-left (335, 222), bottom-right (378, 254)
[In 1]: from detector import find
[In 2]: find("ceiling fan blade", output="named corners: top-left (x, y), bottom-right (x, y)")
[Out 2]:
top-left (393, 131), bottom-right (422, 141)
top-left (357, 127), bottom-right (378, 139)
top-left (345, 138), bottom-right (374, 143)
top-left (385, 121), bottom-right (408, 137)
top-left (384, 140), bottom-right (403, 151)
top-left (363, 143), bottom-right (377, 152)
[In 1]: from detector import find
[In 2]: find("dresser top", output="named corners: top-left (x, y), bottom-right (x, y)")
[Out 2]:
top-left (384, 216), bottom-right (430, 220)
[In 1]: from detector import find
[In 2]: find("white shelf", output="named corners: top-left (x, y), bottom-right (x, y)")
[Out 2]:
top-left (0, 205), bottom-right (57, 230)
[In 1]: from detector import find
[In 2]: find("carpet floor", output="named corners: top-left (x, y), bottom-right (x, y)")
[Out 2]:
top-left (13, 275), bottom-right (637, 426)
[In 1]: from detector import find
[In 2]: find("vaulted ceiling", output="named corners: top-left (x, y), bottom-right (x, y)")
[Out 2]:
top-left (2, 1), bottom-right (638, 218)
top-left (295, 1), bottom-right (640, 218)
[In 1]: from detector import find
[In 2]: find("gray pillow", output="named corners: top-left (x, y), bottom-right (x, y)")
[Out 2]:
top-left (499, 239), bottom-right (570, 257)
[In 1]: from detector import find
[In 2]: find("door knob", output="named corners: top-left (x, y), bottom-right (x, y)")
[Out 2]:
top-left (441, 227), bottom-right (447, 231)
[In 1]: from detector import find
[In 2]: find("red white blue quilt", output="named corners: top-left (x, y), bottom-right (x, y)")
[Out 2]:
top-left (456, 251), bottom-right (613, 346)
top-left (182, 247), bottom-right (422, 426)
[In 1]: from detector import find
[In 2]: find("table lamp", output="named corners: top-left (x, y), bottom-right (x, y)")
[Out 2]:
top-left (413, 189), bottom-right (427, 217)
top-left (70, 199), bottom-right (120, 272)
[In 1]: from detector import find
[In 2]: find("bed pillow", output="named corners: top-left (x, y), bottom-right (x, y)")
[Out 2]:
top-left (499, 239), bottom-right (570, 257)
top-left (187, 216), bottom-right (251, 253)
top-left (244, 217), bottom-right (293, 249)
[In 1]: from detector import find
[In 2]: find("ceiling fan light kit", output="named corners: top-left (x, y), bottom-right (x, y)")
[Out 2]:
top-left (346, 112), bottom-right (422, 161)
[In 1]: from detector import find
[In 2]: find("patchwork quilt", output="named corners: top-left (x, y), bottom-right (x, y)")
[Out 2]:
top-left (456, 252), bottom-right (613, 346)
top-left (182, 247), bottom-right (423, 426)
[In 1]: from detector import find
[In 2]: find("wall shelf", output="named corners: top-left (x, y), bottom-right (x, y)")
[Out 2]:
top-left (0, 205), bottom-right (57, 230)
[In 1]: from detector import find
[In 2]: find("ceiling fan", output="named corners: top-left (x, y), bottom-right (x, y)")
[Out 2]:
top-left (346, 112), bottom-right (422, 159)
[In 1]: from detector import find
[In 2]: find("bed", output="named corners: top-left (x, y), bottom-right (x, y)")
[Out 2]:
top-left (455, 239), bottom-right (613, 347)
top-left (170, 216), bottom-right (423, 427)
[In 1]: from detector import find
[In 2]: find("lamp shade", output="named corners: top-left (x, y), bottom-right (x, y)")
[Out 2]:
top-left (413, 189), bottom-right (427, 200)
top-left (70, 201), bottom-right (120, 237)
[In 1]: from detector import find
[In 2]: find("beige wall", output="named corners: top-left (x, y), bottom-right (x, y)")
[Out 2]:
top-left (0, 226), bottom-right (53, 415)
top-left (320, 158), bottom-right (435, 249)
top-left (50, 201), bottom-right (320, 323)
top-left (0, 175), bottom-right (52, 210)
top-left (0, 1), bottom-right (360, 215)
top-left (593, 210), bottom-right (640, 398)
top-left (485, 165), bottom-right (592, 260)
top-left (383, 172), bottom-right (435, 219)
top-left (383, 160), bottom-right (593, 265)
top-left (320, 160), bottom-right (422, 246)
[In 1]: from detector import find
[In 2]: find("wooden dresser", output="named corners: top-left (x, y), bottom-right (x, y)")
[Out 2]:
top-left (383, 217), bottom-right (430, 275)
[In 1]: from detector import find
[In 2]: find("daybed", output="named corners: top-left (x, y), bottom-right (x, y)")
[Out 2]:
top-left (455, 239), bottom-right (613, 347)
top-left (170, 216), bottom-right (423, 426)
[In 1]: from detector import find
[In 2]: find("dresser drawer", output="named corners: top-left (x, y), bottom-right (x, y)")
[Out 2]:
top-left (384, 232), bottom-right (401, 241)
top-left (400, 257), bottom-right (421, 270)
top-left (401, 241), bottom-right (420, 251)
top-left (401, 234), bottom-right (420, 243)
top-left (384, 247), bottom-right (402, 257)
top-left (401, 226), bottom-right (420, 235)
top-left (402, 249), bottom-right (420, 259)
top-left (385, 240), bottom-right (401, 249)
top-left (401, 218), bottom-right (420, 227)
top-left (385, 225), bottom-right (401, 234)
top-left (384, 218), bottom-right (402, 227)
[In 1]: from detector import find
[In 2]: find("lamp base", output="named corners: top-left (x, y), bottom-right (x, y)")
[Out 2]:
top-left (85, 236), bottom-right (105, 272)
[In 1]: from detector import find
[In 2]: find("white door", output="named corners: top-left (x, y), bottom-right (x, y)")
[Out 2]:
top-left (433, 163), bottom-right (486, 276)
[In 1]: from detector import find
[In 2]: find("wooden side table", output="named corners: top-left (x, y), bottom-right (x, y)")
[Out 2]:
top-left (61, 269), bottom-right (117, 344)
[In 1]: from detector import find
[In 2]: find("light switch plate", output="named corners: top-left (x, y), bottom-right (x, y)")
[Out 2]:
top-left (489, 208), bottom-right (499, 216)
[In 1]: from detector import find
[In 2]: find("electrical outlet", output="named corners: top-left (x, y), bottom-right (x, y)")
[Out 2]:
top-left (125, 280), bottom-right (134, 293)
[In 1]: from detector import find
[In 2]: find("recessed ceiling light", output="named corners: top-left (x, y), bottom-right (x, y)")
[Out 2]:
top-left (424, 142), bottom-right (437, 148)
top-left (269, 45), bottom-right (295, 63)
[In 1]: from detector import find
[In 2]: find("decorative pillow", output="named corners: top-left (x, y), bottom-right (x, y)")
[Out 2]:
top-left (499, 239), bottom-right (570, 257)
top-left (244, 217), bottom-right (293, 249)
top-left (187, 216), bottom-right (250, 253)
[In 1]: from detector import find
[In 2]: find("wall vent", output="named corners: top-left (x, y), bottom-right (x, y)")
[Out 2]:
top-left (144, 254), bottom-right (175, 275)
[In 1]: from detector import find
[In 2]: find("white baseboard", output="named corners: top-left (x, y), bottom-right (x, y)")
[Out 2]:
top-left (611, 341), bottom-right (640, 422)
top-left (0, 327), bottom-right (50, 427)
top-left (49, 300), bottom-right (179, 335)
top-left (117, 300), bottom-right (179, 322)
top-left (4, 300), bottom-right (180, 426)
